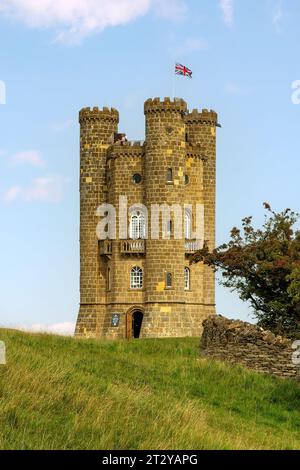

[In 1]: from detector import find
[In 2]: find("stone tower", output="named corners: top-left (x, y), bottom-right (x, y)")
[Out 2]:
top-left (75, 98), bottom-right (218, 339)
top-left (76, 106), bottom-right (119, 338)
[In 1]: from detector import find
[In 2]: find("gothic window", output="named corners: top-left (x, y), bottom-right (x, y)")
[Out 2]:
top-left (130, 211), bottom-right (146, 239)
top-left (184, 209), bottom-right (192, 239)
top-left (184, 267), bottom-right (190, 290)
top-left (184, 174), bottom-right (189, 185)
top-left (166, 272), bottom-right (172, 288)
top-left (130, 266), bottom-right (143, 289)
top-left (166, 168), bottom-right (173, 183)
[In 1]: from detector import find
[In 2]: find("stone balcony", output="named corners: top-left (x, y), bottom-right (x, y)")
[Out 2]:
top-left (185, 240), bottom-right (202, 255)
top-left (100, 238), bottom-right (201, 256)
top-left (120, 239), bottom-right (145, 255)
top-left (99, 239), bottom-right (113, 256)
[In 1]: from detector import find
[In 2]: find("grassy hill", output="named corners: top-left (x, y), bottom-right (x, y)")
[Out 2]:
top-left (0, 329), bottom-right (299, 450)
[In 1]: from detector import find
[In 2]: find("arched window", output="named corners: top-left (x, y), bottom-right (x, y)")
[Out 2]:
top-left (184, 267), bottom-right (190, 290)
top-left (166, 168), bottom-right (173, 183)
top-left (130, 266), bottom-right (143, 289)
top-left (130, 211), bottom-right (146, 239)
top-left (166, 272), bottom-right (172, 288)
top-left (184, 209), bottom-right (192, 239)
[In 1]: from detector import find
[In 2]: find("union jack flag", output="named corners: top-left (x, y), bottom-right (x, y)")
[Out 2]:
top-left (175, 63), bottom-right (192, 78)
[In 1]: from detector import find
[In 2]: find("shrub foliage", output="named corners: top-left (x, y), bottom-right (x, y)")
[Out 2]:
top-left (192, 204), bottom-right (300, 336)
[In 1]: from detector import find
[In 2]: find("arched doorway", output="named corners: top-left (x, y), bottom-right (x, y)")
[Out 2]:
top-left (126, 309), bottom-right (144, 338)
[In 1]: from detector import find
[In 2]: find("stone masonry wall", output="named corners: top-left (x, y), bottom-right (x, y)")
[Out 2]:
top-left (75, 98), bottom-right (219, 339)
top-left (185, 110), bottom-right (217, 315)
top-left (201, 315), bottom-right (300, 381)
top-left (76, 107), bottom-right (119, 338)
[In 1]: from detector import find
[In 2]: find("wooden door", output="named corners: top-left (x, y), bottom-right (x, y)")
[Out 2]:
top-left (126, 312), bottom-right (133, 339)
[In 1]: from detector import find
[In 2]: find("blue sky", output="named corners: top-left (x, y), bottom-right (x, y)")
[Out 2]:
top-left (0, 0), bottom-right (300, 334)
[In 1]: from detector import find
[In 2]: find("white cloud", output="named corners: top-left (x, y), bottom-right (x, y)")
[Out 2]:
top-left (273, 1), bottom-right (286, 33)
top-left (24, 175), bottom-right (65, 202)
top-left (225, 81), bottom-right (251, 96)
top-left (225, 82), bottom-right (241, 94)
top-left (17, 322), bottom-right (75, 336)
top-left (123, 92), bottom-right (140, 110)
top-left (177, 36), bottom-right (208, 55)
top-left (219, 0), bottom-right (233, 27)
top-left (4, 174), bottom-right (66, 203)
top-left (153, 0), bottom-right (187, 22)
top-left (51, 119), bottom-right (75, 132)
top-left (10, 150), bottom-right (44, 167)
top-left (0, 0), bottom-right (187, 44)
top-left (4, 185), bottom-right (22, 203)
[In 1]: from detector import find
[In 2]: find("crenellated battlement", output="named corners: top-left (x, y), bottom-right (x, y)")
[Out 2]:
top-left (107, 140), bottom-right (144, 160)
top-left (186, 144), bottom-right (208, 161)
top-left (113, 140), bottom-right (145, 147)
top-left (79, 106), bottom-right (119, 124)
top-left (144, 97), bottom-right (187, 115)
top-left (185, 109), bottom-right (218, 125)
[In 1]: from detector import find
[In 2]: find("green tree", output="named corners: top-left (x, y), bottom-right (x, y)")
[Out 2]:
top-left (192, 204), bottom-right (300, 337)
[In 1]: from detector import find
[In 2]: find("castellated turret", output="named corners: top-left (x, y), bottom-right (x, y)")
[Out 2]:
top-left (75, 98), bottom-right (218, 339)
top-left (76, 107), bottom-right (119, 338)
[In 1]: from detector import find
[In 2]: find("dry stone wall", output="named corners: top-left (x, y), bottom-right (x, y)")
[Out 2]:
top-left (201, 315), bottom-right (300, 381)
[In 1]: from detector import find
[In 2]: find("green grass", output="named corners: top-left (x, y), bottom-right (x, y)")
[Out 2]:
top-left (0, 329), bottom-right (300, 450)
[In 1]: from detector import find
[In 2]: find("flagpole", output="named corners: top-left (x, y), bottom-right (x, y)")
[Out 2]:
top-left (172, 63), bottom-right (176, 99)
